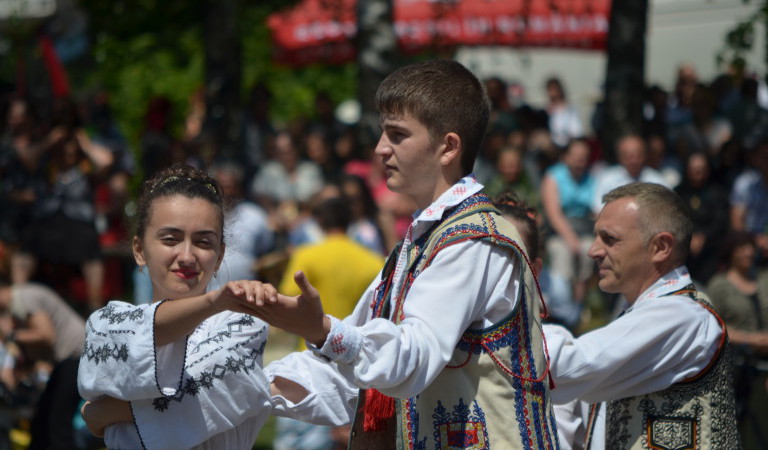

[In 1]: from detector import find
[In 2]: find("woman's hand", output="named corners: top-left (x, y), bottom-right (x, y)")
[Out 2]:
top-left (81, 397), bottom-right (133, 438)
top-left (212, 280), bottom-right (278, 314)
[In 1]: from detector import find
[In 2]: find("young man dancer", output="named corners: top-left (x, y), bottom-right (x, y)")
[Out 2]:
top-left (258, 59), bottom-right (559, 449)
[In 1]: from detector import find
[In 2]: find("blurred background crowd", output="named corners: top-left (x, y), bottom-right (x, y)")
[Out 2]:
top-left (0, 0), bottom-right (767, 448)
top-left (0, 60), bottom-right (767, 449)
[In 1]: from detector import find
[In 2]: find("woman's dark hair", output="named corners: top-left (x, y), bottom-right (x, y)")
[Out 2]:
top-left (341, 174), bottom-right (379, 220)
top-left (719, 230), bottom-right (755, 269)
top-left (50, 96), bottom-right (82, 130)
top-left (493, 191), bottom-right (540, 260)
top-left (134, 163), bottom-right (224, 240)
top-left (340, 174), bottom-right (387, 251)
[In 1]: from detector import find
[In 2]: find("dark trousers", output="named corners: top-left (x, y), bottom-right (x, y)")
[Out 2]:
top-left (28, 357), bottom-right (80, 450)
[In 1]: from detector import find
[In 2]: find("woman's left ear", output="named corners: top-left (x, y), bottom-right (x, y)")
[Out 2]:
top-left (133, 236), bottom-right (146, 267)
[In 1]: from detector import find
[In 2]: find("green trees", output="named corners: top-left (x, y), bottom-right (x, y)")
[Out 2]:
top-left (76, 0), bottom-right (357, 153)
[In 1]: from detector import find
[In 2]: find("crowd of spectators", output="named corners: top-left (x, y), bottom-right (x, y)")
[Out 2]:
top-left (0, 60), bottom-right (767, 447)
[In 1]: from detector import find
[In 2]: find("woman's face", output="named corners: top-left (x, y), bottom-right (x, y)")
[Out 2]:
top-left (731, 242), bottom-right (755, 274)
top-left (306, 133), bottom-right (330, 164)
top-left (497, 150), bottom-right (523, 182)
top-left (62, 140), bottom-right (81, 168)
top-left (686, 154), bottom-right (709, 187)
top-left (564, 141), bottom-right (590, 178)
top-left (133, 195), bottom-right (224, 301)
top-left (274, 133), bottom-right (299, 171)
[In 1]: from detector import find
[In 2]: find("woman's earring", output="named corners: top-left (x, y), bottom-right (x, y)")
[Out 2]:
top-left (138, 265), bottom-right (144, 274)
top-left (213, 271), bottom-right (218, 279)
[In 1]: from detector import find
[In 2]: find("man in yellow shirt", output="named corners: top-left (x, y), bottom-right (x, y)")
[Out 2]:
top-left (279, 197), bottom-right (384, 325)
top-left (275, 196), bottom-right (384, 450)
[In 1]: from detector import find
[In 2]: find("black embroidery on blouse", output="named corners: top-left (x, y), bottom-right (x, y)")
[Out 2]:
top-left (151, 317), bottom-right (267, 413)
top-left (97, 304), bottom-right (145, 324)
top-left (151, 344), bottom-right (265, 412)
top-left (82, 342), bottom-right (130, 364)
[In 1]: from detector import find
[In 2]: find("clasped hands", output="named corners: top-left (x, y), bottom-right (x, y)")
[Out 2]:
top-left (223, 270), bottom-right (331, 348)
top-left (81, 271), bottom-right (329, 437)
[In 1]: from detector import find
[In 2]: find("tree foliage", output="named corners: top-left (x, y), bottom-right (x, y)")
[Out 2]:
top-left (75, 0), bottom-right (357, 147)
top-left (718, 0), bottom-right (768, 69)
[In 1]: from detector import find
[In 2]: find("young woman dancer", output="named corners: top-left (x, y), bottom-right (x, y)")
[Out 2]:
top-left (78, 164), bottom-right (275, 449)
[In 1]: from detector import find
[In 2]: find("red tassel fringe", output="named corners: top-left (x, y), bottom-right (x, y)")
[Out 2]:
top-left (363, 388), bottom-right (394, 432)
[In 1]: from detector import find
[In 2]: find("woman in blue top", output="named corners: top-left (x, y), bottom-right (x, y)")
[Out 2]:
top-left (540, 138), bottom-right (596, 303)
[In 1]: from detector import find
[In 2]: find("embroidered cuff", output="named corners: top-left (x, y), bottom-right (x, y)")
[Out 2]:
top-left (307, 316), bottom-right (361, 365)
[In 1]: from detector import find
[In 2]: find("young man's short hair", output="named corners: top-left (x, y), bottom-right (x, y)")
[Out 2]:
top-left (375, 59), bottom-right (490, 175)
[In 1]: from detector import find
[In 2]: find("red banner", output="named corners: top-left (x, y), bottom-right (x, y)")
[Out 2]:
top-left (268, 0), bottom-right (611, 65)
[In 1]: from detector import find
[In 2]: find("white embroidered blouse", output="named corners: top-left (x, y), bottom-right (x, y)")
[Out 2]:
top-left (78, 301), bottom-right (271, 450)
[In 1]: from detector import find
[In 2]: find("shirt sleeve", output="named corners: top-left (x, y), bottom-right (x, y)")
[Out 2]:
top-left (546, 296), bottom-right (723, 404)
top-left (266, 350), bottom-right (359, 426)
top-left (553, 398), bottom-right (590, 449)
top-left (315, 240), bottom-right (522, 399)
top-left (78, 301), bottom-right (165, 401)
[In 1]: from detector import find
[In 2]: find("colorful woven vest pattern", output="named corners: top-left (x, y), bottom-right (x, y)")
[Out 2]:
top-left (358, 193), bottom-right (559, 449)
top-left (604, 285), bottom-right (741, 450)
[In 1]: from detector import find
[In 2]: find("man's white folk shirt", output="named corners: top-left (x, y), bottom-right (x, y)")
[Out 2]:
top-left (545, 266), bottom-right (722, 404)
top-left (267, 176), bottom-right (524, 423)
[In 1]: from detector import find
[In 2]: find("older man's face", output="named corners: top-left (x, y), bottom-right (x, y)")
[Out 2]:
top-left (588, 197), bottom-right (655, 303)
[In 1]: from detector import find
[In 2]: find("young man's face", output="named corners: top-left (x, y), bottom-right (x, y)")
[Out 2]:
top-left (588, 197), bottom-right (655, 303)
top-left (375, 111), bottom-right (443, 208)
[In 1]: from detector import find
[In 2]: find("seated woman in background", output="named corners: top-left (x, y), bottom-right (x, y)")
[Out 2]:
top-left (78, 164), bottom-right (275, 449)
top-left (707, 231), bottom-right (768, 355)
top-left (540, 138), bottom-right (595, 304)
top-left (706, 230), bottom-right (768, 425)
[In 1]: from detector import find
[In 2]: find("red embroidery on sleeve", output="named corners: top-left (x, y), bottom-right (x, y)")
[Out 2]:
top-left (331, 334), bottom-right (346, 354)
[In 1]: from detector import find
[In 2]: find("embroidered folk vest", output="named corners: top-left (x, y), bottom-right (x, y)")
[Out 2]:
top-left (349, 194), bottom-right (559, 449)
top-left (604, 286), bottom-right (741, 450)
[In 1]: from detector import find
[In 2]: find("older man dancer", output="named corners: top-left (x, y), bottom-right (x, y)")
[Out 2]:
top-left (546, 182), bottom-right (740, 449)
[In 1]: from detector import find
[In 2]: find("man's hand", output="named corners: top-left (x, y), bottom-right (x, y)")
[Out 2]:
top-left (252, 271), bottom-right (330, 347)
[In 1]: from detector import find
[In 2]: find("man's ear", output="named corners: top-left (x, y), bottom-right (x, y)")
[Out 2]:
top-left (440, 132), bottom-right (462, 167)
top-left (650, 232), bottom-right (675, 263)
top-left (133, 236), bottom-right (146, 267)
